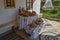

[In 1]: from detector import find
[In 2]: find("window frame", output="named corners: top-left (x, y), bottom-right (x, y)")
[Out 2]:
top-left (26, 0), bottom-right (34, 10)
top-left (4, 0), bottom-right (15, 8)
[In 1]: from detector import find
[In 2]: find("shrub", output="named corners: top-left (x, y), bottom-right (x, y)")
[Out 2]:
top-left (50, 9), bottom-right (57, 14)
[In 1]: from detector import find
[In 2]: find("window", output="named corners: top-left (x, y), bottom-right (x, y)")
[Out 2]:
top-left (4, 0), bottom-right (15, 8)
top-left (26, 0), bottom-right (34, 10)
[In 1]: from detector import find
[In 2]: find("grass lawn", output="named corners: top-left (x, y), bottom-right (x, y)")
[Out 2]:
top-left (40, 8), bottom-right (60, 19)
top-left (41, 0), bottom-right (60, 19)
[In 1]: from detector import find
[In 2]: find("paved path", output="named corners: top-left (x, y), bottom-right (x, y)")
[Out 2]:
top-left (42, 19), bottom-right (60, 35)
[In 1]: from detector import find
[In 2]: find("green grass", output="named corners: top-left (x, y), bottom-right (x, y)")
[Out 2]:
top-left (41, 9), bottom-right (60, 19)
top-left (40, 0), bottom-right (60, 19)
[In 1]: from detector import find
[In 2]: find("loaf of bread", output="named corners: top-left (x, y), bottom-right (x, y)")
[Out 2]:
top-left (29, 11), bottom-right (36, 16)
top-left (18, 10), bottom-right (36, 17)
top-left (29, 23), bottom-right (37, 28)
top-left (35, 18), bottom-right (43, 25)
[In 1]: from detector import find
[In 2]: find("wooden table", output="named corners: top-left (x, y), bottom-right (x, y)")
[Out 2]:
top-left (13, 26), bottom-right (40, 40)
top-left (0, 19), bottom-right (40, 40)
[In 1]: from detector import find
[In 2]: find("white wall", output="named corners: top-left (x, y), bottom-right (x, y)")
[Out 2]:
top-left (0, 0), bottom-right (26, 25)
top-left (0, 0), bottom-right (26, 34)
top-left (0, 0), bottom-right (42, 25)
top-left (33, 0), bottom-right (41, 14)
